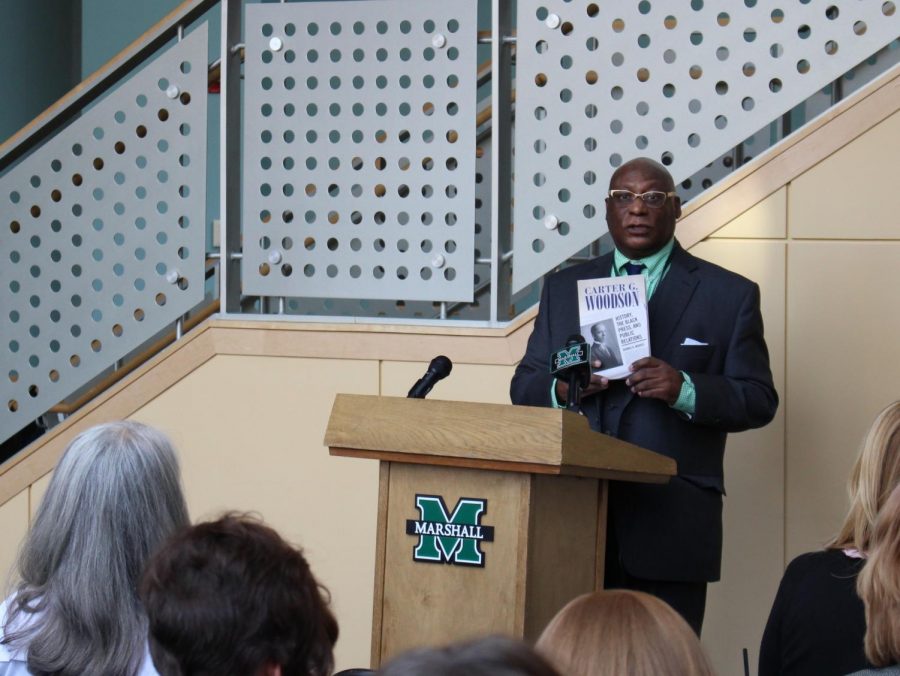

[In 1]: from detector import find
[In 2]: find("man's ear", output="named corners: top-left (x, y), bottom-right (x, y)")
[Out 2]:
top-left (673, 196), bottom-right (682, 219)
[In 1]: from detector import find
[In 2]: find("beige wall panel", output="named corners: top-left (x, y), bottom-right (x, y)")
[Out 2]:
top-left (789, 111), bottom-right (900, 239)
top-left (691, 240), bottom-right (786, 675)
top-left (29, 473), bottom-right (52, 519)
top-left (382, 361), bottom-right (517, 404)
top-left (709, 188), bottom-right (787, 240)
top-left (786, 242), bottom-right (900, 559)
top-left (132, 354), bottom-right (381, 671)
top-left (0, 489), bottom-right (28, 589)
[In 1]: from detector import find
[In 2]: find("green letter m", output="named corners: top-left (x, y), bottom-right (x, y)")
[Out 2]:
top-left (410, 494), bottom-right (492, 566)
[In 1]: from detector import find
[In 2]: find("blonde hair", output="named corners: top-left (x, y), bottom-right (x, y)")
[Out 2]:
top-left (858, 483), bottom-right (900, 666)
top-left (829, 402), bottom-right (900, 552)
top-left (535, 590), bottom-right (716, 676)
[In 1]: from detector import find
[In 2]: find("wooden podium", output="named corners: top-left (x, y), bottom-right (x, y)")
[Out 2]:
top-left (324, 394), bottom-right (675, 665)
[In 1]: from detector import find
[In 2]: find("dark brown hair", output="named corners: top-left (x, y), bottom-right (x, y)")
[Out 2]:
top-left (140, 513), bottom-right (338, 676)
top-left (378, 636), bottom-right (559, 676)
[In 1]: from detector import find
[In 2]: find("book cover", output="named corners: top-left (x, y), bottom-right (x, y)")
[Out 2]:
top-left (577, 275), bottom-right (650, 380)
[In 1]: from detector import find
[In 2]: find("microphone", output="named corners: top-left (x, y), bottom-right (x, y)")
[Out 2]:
top-left (549, 335), bottom-right (591, 410)
top-left (407, 355), bottom-right (453, 399)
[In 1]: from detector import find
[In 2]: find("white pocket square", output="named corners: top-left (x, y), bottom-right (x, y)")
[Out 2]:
top-left (681, 337), bottom-right (708, 346)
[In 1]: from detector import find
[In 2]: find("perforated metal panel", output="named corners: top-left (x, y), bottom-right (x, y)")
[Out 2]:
top-left (513, 0), bottom-right (900, 291)
top-left (1, 25), bottom-right (208, 442)
top-left (242, 0), bottom-right (477, 302)
top-left (282, 122), bottom-right (493, 320)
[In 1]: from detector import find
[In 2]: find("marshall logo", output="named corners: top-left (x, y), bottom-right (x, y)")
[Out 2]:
top-left (406, 494), bottom-right (495, 567)
top-left (552, 344), bottom-right (585, 371)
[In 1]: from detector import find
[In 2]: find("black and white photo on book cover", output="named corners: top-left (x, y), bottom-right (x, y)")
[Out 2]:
top-left (577, 274), bottom-right (650, 380)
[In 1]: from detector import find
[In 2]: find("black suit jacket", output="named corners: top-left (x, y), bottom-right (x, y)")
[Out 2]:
top-left (510, 242), bottom-right (778, 582)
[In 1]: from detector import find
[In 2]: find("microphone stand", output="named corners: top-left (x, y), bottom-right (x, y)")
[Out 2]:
top-left (566, 368), bottom-right (582, 412)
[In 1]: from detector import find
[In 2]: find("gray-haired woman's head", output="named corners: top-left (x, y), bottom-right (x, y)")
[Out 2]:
top-left (3, 420), bottom-right (189, 676)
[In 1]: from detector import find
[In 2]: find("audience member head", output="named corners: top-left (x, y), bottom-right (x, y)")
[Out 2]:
top-left (535, 590), bottom-right (715, 676)
top-left (3, 420), bottom-right (189, 675)
top-left (857, 483), bottom-right (900, 667)
top-left (140, 513), bottom-right (338, 676)
top-left (831, 401), bottom-right (900, 552)
top-left (378, 635), bottom-right (559, 676)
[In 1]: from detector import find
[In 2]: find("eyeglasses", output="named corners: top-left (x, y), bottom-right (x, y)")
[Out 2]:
top-left (608, 189), bottom-right (678, 209)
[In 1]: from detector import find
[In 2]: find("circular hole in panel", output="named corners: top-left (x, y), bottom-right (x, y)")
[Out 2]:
top-left (824, 40), bottom-right (839, 55)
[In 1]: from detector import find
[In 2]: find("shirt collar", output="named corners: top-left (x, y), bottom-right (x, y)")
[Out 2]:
top-left (613, 238), bottom-right (675, 276)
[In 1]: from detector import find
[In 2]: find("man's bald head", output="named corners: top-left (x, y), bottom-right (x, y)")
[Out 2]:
top-left (609, 157), bottom-right (676, 193)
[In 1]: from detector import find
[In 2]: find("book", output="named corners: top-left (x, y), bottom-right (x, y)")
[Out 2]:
top-left (577, 275), bottom-right (650, 380)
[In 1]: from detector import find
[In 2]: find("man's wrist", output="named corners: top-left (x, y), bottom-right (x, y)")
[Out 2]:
top-left (671, 371), bottom-right (696, 417)
top-left (550, 378), bottom-right (566, 409)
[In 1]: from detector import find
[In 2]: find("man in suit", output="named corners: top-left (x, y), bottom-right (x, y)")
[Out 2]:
top-left (589, 322), bottom-right (622, 370)
top-left (510, 157), bottom-right (778, 634)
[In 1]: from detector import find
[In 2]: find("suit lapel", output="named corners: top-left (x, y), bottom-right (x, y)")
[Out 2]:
top-left (648, 242), bottom-right (700, 356)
